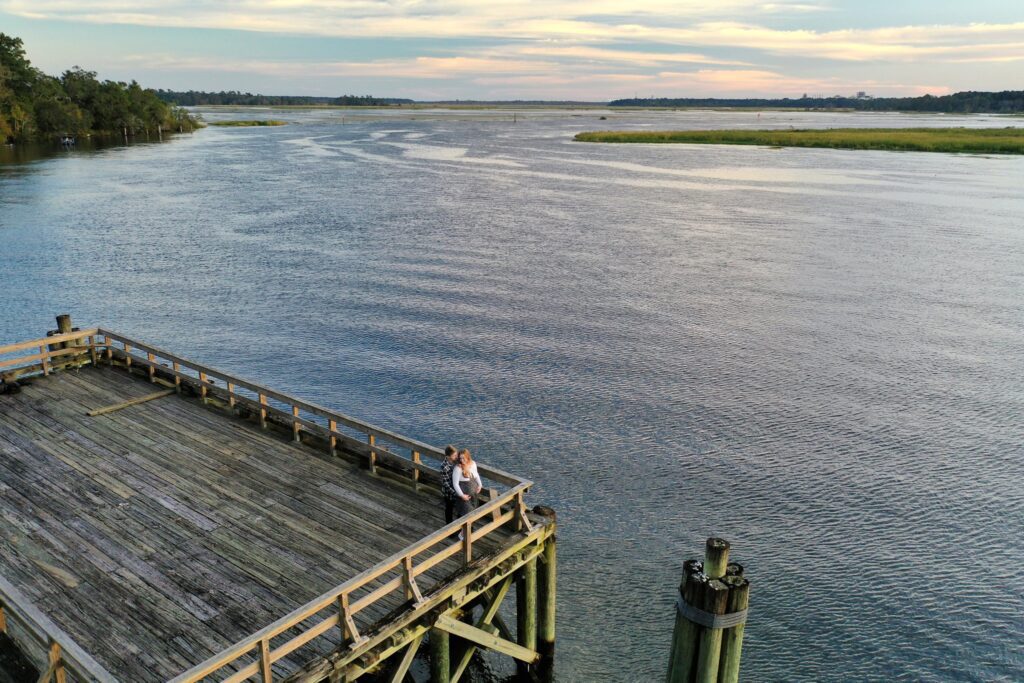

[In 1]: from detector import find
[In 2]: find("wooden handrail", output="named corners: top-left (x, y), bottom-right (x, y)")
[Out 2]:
top-left (0, 329), bottom-right (100, 381)
top-left (0, 575), bottom-right (118, 683)
top-left (168, 482), bottom-right (532, 683)
top-left (97, 328), bottom-right (523, 487)
top-left (0, 329), bottom-right (99, 356)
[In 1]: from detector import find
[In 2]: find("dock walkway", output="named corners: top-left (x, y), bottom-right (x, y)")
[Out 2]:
top-left (0, 321), bottom-right (555, 683)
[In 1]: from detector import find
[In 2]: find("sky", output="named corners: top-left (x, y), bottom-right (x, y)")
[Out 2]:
top-left (1, 1), bottom-right (1022, 101)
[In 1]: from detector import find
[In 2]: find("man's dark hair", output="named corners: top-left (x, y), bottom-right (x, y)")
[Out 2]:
top-left (445, 444), bottom-right (457, 456)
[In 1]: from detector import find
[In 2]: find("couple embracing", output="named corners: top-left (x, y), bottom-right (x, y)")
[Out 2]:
top-left (440, 445), bottom-right (482, 524)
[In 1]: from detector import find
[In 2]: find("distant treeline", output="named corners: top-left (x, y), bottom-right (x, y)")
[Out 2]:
top-left (610, 91), bottom-right (1024, 113)
top-left (0, 33), bottom-right (198, 144)
top-left (156, 91), bottom-right (413, 106)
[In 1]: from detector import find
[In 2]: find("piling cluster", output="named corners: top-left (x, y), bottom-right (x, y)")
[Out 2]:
top-left (667, 538), bottom-right (751, 683)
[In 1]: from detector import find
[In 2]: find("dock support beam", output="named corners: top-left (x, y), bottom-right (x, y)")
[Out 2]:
top-left (537, 527), bottom-right (557, 681)
top-left (515, 556), bottom-right (538, 678)
top-left (430, 628), bottom-right (450, 683)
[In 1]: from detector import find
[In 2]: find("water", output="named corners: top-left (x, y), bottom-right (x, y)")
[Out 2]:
top-left (2, 108), bottom-right (1023, 682)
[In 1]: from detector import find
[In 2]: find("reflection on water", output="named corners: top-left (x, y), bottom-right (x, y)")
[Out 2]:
top-left (1, 108), bottom-right (1023, 682)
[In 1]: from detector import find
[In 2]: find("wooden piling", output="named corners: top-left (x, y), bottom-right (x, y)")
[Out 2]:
top-left (516, 557), bottom-right (538, 677)
top-left (538, 535), bottom-right (557, 680)
top-left (667, 570), bottom-right (703, 683)
top-left (430, 628), bottom-right (450, 683)
top-left (55, 314), bottom-right (73, 350)
top-left (695, 579), bottom-right (729, 683)
top-left (704, 538), bottom-right (730, 579)
top-left (718, 576), bottom-right (750, 683)
top-left (667, 539), bottom-right (750, 683)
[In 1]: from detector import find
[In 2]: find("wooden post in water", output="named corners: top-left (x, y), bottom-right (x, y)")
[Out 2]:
top-left (537, 530), bottom-right (557, 681)
top-left (666, 538), bottom-right (751, 683)
top-left (430, 628), bottom-right (450, 683)
top-left (718, 575), bottom-right (750, 683)
top-left (667, 560), bottom-right (703, 683)
top-left (695, 579), bottom-right (729, 683)
top-left (516, 557), bottom-right (539, 678)
top-left (55, 314), bottom-right (73, 350)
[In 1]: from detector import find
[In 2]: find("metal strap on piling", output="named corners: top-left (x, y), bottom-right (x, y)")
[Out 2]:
top-left (676, 595), bottom-right (748, 629)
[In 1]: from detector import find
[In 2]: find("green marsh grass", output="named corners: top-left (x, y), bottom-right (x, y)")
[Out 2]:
top-left (574, 127), bottom-right (1024, 154)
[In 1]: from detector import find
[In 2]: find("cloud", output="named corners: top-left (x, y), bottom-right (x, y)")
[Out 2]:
top-left (5, 1), bottom-right (1022, 65)
top-left (6, 1), bottom-right (1020, 97)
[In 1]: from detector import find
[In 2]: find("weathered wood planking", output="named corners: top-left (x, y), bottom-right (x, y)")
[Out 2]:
top-left (0, 365), bottom-right (512, 681)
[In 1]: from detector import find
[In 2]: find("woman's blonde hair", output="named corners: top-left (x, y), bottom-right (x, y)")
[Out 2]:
top-left (459, 449), bottom-right (474, 477)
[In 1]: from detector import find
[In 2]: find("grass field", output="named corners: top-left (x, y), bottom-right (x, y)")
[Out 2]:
top-left (574, 127), bottom-right (1024, 154)
top-left (209, 120), bottom-right (287, 127)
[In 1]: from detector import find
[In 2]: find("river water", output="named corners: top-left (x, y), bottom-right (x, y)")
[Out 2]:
top-left (1, 108), bottom-right (1022, 681)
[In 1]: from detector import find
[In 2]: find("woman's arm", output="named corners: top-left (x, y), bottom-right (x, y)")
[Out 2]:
top-left (472, 463), bottom-right (483, 489)
top-left (453, 469), bottom-right (469, 498)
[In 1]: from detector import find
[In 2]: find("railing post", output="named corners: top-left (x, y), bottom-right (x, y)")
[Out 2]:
top-left (147, 352), bottom-right (156, 382)
top-left (0, 602), bottom-right (6, 632)
top-left (227, 382), bottom-right (235, 409)
top-left (463, 520), bottom-right (473, 564)
top-left (489, 488), bottom-right (500, 523)
top-left (412, 450), bottom-right (421, 490)
top-left (368, 434), bottom-right (377, 474)
top-left (39, 344), bottom-right (50, 376)
top-left (328, 419), bottom-right (337, 457)
top-left (199, 371), bottom-right (208, 403)
top-left (104, 335), bottom-right (112, 365)
top-left (403, 555), bottom-right (424, 604)
top-left (291, 406), bottom-right (301, 443)
top-left (259, 393), bottom-right (268, 429)
top-left (48, 638), bottom-right (66, 683)
top-left (88, 335), bottom-right (98, 366)
top-left (259, 637), bottom-right (273, 683)
top-left (338, 592), bottom-right (363, 645)
top-left (173, 361), bottom-right (181, 393)
top-left (124, 343), bottom-right (132, 370)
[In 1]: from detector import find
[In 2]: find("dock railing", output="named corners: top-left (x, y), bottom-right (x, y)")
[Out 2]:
top-left (168, 481), bottom-right (534, 683)
top-left (96, 328), bottom-right (524, 490)
top-left (1, 325), bottom-right (538, 682)
top-left (0, 328), bottom-right (102, 381)
top-left (0, 575), bottom-right (117, 683)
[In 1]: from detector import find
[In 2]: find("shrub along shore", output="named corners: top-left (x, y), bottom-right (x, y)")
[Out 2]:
top-left (574, 127), bottom-right (1024, 154)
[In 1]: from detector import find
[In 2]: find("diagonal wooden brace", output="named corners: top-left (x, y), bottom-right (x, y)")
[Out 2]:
top-left (434, 614), bottom-right (539, 664)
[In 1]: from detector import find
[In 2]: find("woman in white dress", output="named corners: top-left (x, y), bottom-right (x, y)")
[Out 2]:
top-left (452, 448), bottom-right (482, 519)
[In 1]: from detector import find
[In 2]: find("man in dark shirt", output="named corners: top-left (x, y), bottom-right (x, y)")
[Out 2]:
top-left (440, 444), bottom-right (459, 524)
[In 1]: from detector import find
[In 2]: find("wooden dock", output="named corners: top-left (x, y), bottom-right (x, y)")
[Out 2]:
top-left (0, 318), bottom-right (556, 682)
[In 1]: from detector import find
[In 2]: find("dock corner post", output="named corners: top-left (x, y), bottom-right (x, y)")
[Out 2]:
top-left (55, 314), bottom-right (73, 352)
top-left (537, 520), bottom-right (557, 681)
top-left (516, 555), bottom-right (539, 678)
top-left (430, 627), bottom-right (451, 683)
